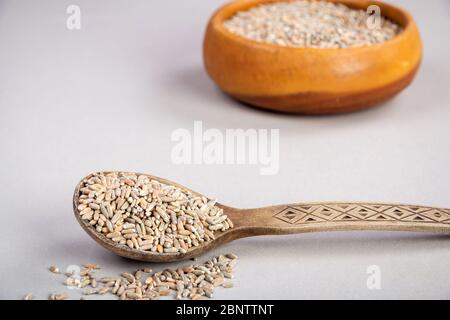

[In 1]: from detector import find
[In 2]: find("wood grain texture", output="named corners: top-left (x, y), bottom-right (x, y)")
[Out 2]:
top-left (230, 203), bottom-right (450, 236)
top-left (74, 172), bottom-right (450, 263)
top-left (203, 0), bottom-right (423, 114)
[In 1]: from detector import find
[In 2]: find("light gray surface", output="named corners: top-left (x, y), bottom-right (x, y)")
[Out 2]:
top-left (0, 0), bottom-right (449, 300)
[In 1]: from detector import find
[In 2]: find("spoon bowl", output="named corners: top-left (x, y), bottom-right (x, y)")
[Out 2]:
top-left (73, 172), bottom-right (244, 262)
top-left (74, 172), bottom-right (450, 262)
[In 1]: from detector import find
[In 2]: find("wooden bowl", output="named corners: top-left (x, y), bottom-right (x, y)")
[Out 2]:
top-left (203, 0), bottom-right (422, 114)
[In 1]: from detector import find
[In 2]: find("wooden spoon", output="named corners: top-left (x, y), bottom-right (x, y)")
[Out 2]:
top-left (74, 172), bottom-right (450, 262)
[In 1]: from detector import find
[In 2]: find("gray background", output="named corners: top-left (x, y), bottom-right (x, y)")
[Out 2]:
top-left (0, 0), bottom-right (449, 300)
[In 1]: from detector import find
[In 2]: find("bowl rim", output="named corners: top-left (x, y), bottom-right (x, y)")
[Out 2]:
top-left (210, 0), bottom-right (415, 53)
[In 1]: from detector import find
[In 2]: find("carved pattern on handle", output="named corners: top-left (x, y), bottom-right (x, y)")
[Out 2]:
top-left (273, 204), bottom-right (450, 225)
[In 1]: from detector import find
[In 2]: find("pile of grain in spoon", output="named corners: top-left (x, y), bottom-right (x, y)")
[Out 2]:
top-left (223, 0), bottom-right (402, 48)
top-left (76, 172), bottom-right (233, 254)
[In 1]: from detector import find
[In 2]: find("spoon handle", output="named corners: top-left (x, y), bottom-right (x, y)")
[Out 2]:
top-left (232, 203), bottom-right (450, 236)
